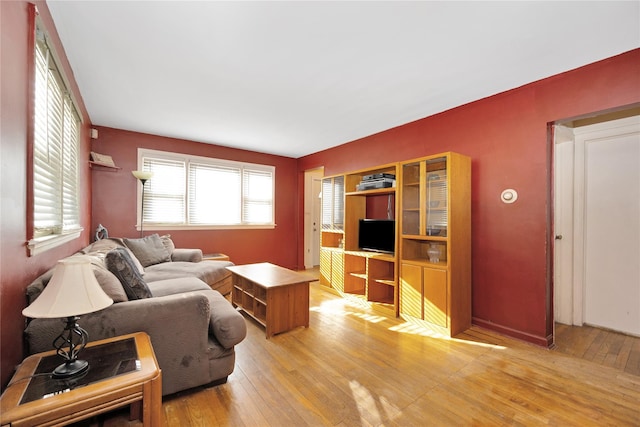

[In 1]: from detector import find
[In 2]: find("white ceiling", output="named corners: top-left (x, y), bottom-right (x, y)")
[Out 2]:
top-left (47, 1), bottom-right (639, 158)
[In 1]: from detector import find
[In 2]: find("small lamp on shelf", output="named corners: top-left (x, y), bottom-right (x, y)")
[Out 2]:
top-left (22, 257), bottom-right (113, 379)
top-left (132, 170), bottom-right (153, 238)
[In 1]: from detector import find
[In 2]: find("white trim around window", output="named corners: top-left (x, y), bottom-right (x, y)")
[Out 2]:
top-left (28, 11), bottom-right (83, 256)
top-left (136, 149), bottom-right (276, 230)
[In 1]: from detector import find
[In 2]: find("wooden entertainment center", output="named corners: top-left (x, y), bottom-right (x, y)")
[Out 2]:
top-left (319, 151), bottom-right (471, 336)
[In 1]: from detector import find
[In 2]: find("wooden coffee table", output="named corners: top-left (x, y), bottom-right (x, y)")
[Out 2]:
top-left (227, 262), bottom-right (313, 338)
top-left (0, 332), bottom-right (162, 426)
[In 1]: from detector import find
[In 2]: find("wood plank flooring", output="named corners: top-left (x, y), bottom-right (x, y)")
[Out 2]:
top-left (553, 322), bottom-right (640, 376)
top-left (78, 282), bottom-right (639, 426)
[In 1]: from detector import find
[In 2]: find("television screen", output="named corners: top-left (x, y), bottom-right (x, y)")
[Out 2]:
top-left (358, 219), bottom-right (395, 254)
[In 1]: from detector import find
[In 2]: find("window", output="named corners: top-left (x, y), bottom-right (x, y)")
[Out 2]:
top-left (138, 149), bottom-right (275, 229)
top-left (28, 16), bottom-right (82, 255)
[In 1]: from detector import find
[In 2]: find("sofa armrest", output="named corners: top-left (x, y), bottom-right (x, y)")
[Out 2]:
top-left (207, 291), bottom-right (247, 348)
top-left (171, 248), bottom-right (203, 262)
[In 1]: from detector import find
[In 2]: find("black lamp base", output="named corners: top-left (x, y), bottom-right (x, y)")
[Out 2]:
top-left (52, 359), bottom-right (89, 379)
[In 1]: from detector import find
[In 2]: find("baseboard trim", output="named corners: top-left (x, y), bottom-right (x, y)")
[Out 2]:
top-left (473, 317), bottom-right (553, 348)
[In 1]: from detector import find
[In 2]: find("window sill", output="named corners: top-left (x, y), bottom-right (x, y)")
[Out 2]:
top-left (137, 224), bottom-right (276, 231)
top-left (27, 228), bottom-right (83, 256)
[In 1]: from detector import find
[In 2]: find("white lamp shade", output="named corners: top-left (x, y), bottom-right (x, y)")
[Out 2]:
top-left (132, 170), bottom-right (153, 181)
top-left (22, 257), bottom-right (113, 319)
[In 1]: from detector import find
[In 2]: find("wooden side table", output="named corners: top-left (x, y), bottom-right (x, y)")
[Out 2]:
top-left (0, 332), bottom-right (162, 427)
top-left (227, 262), bottom-right (312, 338)
top-left (202, 253), bottom-right (230, 261)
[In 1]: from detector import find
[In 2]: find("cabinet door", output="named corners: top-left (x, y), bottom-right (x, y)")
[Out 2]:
top-left (319, 248), bottom-right (332, 287)
top-left (321, 178), bottom-right (333, 230)
top-left (332, 176), bottom-right (344, 230)
top-left (402, 162), bottom-right (421, 235)
top-left (331, 251), bottom-right (344, 293)
top-left (322, 176), bottom-right (344, 231)
top-left (400, 263), bottom-right (422, 319)
top-left (423, 267), bottom-right (447, 327)
top-left (425, 159), bottom-right (448, 237)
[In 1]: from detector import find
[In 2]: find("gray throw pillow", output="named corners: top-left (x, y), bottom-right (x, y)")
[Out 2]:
top-left (81, 253), bottom-right (128, 303)
top-left (105, 248), bottom-right (152, 300)
top-left (160, 234), bottom-right (175, 257)
top-left (123, 234), bottom-right (171, 268)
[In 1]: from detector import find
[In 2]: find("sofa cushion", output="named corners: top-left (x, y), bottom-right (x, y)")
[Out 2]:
top-left (144, 260), bottom-right (233, 286)
top-left (105, 248), bottom-right (152, 300)
top-left (147, 277), bottom-right (211, 298)
top-left (123, 234), bottom-right (171, 267)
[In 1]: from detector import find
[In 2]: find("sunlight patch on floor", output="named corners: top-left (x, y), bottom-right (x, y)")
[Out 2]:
top-left (390, 317), bottom-right (507, 350)
top-left (310, 298), bottom-right (387, 323)
top-left (349, 379), bottom-right (401, 425)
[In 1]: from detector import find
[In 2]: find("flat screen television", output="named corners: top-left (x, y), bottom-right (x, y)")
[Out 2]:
top-left (358, 219), bottom-right (395, 254)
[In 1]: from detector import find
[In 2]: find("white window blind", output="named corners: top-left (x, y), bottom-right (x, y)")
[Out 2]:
top-left (188, 163), bottom-right (241, 224)
top-left (32, 25), bottom-right (81, 238)
top-left (143, 158), bottom-right (186, 224)
top-left (243, 169), bottom-right (273, 224)
top-left (139, 149), bottom-right (275, 229)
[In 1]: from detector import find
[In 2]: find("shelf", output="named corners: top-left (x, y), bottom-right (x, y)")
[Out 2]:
top-left (402, 234), bottom-right (448, 242)
top-left (89, 161), bottom-right (121, 170)
top-left (346, 187), bottom-right (396, 197)
top-left (344, 250), bottom-right (395, 261)
top-left (349, 271), bottom-right (367, 280)
top-left (402, 258), bottom-right (448, 268)
top-left (373, 277), bottom-right (396, 287)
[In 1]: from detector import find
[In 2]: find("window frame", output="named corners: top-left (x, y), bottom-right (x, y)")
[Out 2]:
top-left (136, 148), bottom-right (276, 231)
top-left (27, 8), bottom-right (83, 256)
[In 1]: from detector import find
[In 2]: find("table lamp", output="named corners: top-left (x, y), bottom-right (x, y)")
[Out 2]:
top-left (132, 170), bottom-right (153, 237)
top-left (22, 257), bottom-right (113, 379)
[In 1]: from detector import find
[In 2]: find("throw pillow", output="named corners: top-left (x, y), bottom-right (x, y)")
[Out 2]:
top-left (160, 234), bottom-right (175, 258)
top-left (83, 238), bottom-right (145, 275)
top-left (105, 248), bottom-right (152, 300)
top-left (123, 234), bottom-right (171, 268)
top-left (81, 253), bottom-right (128, 303)
top-left (92, 264), bottom-right (128, 303)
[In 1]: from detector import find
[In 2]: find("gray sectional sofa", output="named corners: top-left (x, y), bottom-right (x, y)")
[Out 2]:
top-left (23, 235), bottom-right (247, 396)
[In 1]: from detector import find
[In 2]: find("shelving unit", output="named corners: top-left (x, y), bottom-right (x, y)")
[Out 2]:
top-left (319, 153), bottom-right (471, 330)
top-left (232, 275), bottom-right (267, 326)
top-left (399, 152), bottom-right (471, 336)
top-left (320, 163), bottom-right (399, 316)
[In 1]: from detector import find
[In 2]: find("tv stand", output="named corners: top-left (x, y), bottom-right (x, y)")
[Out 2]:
top-left (321, 162), bottom-right (399, 316)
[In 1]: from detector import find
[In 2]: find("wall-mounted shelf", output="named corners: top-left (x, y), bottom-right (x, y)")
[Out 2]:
top-left (89, 161), bottom-right (121, 171)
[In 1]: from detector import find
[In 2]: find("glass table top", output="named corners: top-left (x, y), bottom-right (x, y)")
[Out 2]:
top-left (20, 337), bottom-right (139, 404)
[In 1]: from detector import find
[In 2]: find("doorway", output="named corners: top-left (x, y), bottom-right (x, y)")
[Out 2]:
top-left (304, 168), bottom-right (324, 269)
top-left (554, 113), bottom-right (640, 337)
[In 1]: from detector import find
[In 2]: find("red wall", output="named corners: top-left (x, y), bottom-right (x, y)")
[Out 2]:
top-left (91, 127), bottom-right (299, 269)
top-left (298, 49), bottom-right (640, 346)
top-left (0, 1), bottom-right (93, 389)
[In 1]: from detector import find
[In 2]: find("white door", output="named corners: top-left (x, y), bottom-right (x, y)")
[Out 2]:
top-left (553, 126), bottom-right (575, 325)
top-left (304, 168), bottom-right (323, 269)
top-left (582, 123), bottom-right (640, 335)
top-left (555, 116), bottom-right (640, 336)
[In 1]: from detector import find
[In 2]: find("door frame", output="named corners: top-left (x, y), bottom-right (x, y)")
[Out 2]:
top-left (554, 115), bottom-right (640, 328)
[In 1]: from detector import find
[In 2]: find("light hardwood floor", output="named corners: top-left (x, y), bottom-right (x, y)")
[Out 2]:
top-left (553, 322), bottom-right (640, 376)
top-left (79, 281), bottom-right (639, 426)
